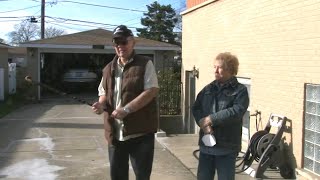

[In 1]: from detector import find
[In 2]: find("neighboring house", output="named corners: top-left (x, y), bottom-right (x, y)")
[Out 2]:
top-left (0, 42), bottom-right (10, 100)
top-left (8, 47), bottom-right (27, 68)
top-left (182, 0), bottom-right (320, 178)
top-left (8, 47), bottom-right (27, 91)
top-left (19, 28), bottom-right (180, 99)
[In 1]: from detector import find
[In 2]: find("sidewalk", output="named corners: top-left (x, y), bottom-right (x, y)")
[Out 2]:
top-left (158, 134), bottom-right (308, 180)
top-left (156, 134), bottom-right (199, 176)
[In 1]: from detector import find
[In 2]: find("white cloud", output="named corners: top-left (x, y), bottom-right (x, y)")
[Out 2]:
top-left (0, 21), bottom-right (16, 41)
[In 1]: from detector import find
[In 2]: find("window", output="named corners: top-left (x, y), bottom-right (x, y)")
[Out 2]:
top-left (304, 84), bottom-right (320, 175)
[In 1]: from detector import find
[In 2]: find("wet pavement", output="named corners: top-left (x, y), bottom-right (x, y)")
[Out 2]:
top-left (0, 98), bottom-right (306, 179)
top-left (0, 98), bottom-right (195, 180)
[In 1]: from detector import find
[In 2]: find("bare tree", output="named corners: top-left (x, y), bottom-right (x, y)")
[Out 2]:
top-left (43, 26), bottom-right (66, 39)
top-left (7, 21), bottom-right (39, 45)
top-left (7, 21), bottom-right (66, 45)
top-left (175, 0), bottom-right (186, 31)
top-left (174, 0), bottom-right (186, 46)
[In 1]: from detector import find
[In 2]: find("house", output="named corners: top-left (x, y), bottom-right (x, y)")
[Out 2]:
top-left (181, 0), bottom-right (320, 178)
top-left (8, 47), bottom-right (27, 68)
top-left (0, 42), bottom-right (10, 100)
top-left (8, 47), bottom-right (27, 92)
top-left (19, 28), bottom-right (180, 99)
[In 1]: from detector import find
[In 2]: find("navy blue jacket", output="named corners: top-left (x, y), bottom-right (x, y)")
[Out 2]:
top-left (192, 77), bottom-right (249, 152)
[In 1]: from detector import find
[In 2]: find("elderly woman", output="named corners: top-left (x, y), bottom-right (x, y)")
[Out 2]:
top-left (192, 52), bottom-right (249, 180)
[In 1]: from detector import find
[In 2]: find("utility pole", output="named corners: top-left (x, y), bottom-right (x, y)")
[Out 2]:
top-left (41, 0), bottom-right (45, 39)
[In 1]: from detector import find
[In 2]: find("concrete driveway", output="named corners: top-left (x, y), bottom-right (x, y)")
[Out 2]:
top-left (0, 98), bottom-right (196, 180)
top-left (0, 95), bottom-right (306, 180)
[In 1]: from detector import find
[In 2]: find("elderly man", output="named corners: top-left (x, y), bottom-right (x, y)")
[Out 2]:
top-left (92, 25), bottom-right (159, 180)
top-left (192, 52), bottom-right (249, 180)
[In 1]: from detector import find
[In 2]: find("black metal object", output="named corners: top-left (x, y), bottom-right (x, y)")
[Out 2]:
top-left (236, 130), bottom-right (269, 173)
top-left (24, 76), bottom-right (105, 111)
top-left (238, 113), bottom-right (294, 179)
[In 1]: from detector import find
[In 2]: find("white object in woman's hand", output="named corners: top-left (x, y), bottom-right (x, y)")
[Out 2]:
top-left (202, 134), bottom-right (216, 147)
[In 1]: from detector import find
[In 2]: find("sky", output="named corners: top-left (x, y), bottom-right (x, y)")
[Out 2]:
top-left (0, 0), bottom-right (185, 43)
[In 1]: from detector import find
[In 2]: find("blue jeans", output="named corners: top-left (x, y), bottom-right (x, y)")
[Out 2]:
top-left (197, 152), bottom-right (237, 180)
top-left (108, 133), bottom-right (155, 180)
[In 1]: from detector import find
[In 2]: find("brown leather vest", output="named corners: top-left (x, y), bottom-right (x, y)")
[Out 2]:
top-left (102, 54), bottom-right (158, 144)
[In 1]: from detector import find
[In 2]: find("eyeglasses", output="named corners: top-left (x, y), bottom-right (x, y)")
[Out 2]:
top-left (113, 39), bottom-right (129, 46)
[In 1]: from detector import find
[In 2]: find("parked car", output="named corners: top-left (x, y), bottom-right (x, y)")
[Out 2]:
top-left (63, 69), bottom-right (97, 83)
top-left (62, 69), bottom-right (98, 92)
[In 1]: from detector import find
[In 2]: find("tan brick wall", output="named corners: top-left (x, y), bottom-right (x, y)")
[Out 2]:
top-left (182, 0), bottom-right (320, 170)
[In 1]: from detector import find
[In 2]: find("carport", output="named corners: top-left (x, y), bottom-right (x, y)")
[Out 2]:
top-left (19, 29), bottom-right (180, 99)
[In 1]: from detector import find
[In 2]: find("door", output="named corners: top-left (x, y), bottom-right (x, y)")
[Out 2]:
top-left (184, 71), bottom-right (196, 134)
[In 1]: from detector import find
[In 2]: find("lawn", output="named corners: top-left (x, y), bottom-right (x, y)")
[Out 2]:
top-left (0, 93), bottom-right (27, 118)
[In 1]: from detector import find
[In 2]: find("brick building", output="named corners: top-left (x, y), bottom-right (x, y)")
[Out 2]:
top-left (181, 0), bottom-right (320, 178)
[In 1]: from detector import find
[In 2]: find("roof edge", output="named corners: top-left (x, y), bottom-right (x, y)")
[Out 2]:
top-left (135, 46), bottom-right (181, 51)
top-left (19, 44), bottom-right (180, 51)
top-left (0, 43), bottom-right (11, 48)
top-left (181, 0), bottom-right (219, 15)
top-left (19, 44), bottom-right (110, 49)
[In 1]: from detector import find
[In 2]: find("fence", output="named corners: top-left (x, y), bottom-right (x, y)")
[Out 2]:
top-left (159, 78), bottom-right (181, 115)
top-left (157, 55), bottom-right (181, 115)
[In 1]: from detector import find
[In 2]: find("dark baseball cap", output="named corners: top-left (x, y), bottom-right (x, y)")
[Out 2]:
top-left (112, 25), bottom-right (133, 39)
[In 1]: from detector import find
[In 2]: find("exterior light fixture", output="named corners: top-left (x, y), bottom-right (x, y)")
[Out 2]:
top-left (192, 65), bottom-right (199, 79)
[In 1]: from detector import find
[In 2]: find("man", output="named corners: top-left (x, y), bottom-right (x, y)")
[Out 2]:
top-left (192, 52), bottom-right (249, 180)
top-left (92, 25), bottom-right (159, 180)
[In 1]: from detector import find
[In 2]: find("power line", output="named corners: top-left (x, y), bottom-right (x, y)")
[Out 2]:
top-left (121, 17), bottom-right (141, 24)
top-left (47, 20), bottom-right (106, 29)
top-left (47, 21), bottom-right (139, 33)
top-left (0, 1), bottom-right (183, 34)
top-left (0, 16), bottom-right (31, 18)
top-left (46, 21), bottom-right (101, 28)
top-left (0, 15), bottom-right (140, 30)
top-left (0, 0), bottom-right (58, 14)
top-left (0, 19), bottom-right (24, 22)
top-left (31, 0), bottom-right (50, 16)
top-left (0, 0), bottom-right (183, 28)
top-left (57, 1), bottom-right (147, 13)
top-left (0, 5), bottom-right (40, 13)
top-left (46, 16), bottom-right (115, 27)
top-left (46, 16), bottom-right (140, 29)
top-left (46, 17), bottom-right (140, 33)
top-left (0, 0), bottom-right (57, 14)
top-left (47, 21), bottom-right (94, 31)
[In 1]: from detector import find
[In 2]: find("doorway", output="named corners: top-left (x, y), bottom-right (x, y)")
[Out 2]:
top-left (184, 70), bottom-right (196, 134)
